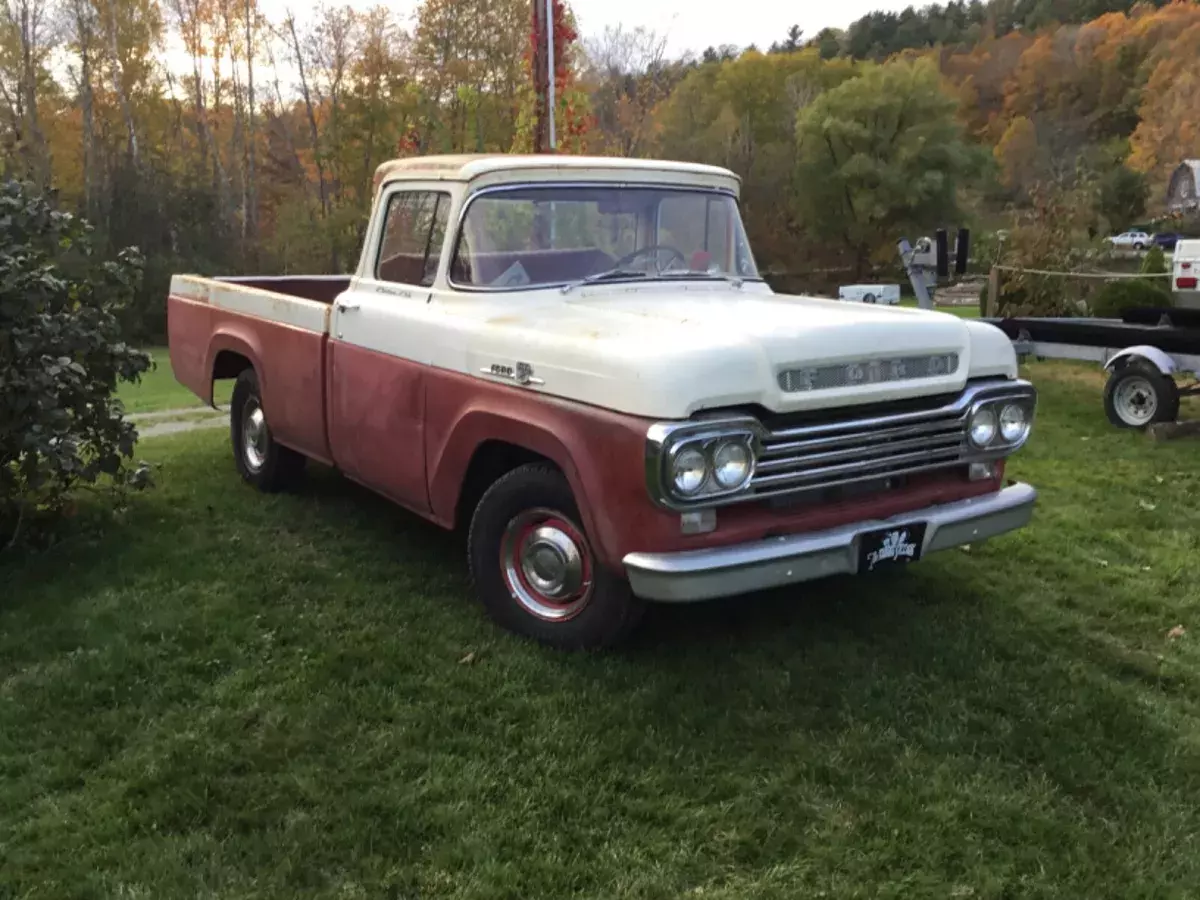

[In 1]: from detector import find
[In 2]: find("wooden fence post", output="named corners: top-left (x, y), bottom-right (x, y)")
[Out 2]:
top-left (986, 265), bottom-right (1000, 318)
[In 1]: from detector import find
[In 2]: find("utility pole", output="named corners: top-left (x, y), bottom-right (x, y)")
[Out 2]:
top-left (531, 0), bottom-right (556, 153)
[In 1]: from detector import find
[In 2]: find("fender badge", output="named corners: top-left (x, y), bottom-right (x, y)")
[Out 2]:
top-left (481, 361), bottom-right (544, 386)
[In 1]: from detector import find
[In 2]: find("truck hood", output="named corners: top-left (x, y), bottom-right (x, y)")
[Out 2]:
top-left (458, 282), bottom-right (1018, 420)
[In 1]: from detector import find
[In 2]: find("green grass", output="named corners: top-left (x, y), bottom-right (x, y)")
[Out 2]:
top-left (118, 347), bottom-right (232, 414)
top-left (4, 361), bottom-right (1200, 898)
top-left (900, 300), bottom-right (980, 318)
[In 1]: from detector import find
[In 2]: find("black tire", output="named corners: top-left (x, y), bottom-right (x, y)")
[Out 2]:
top-left (1103, 362), bottom-right (1179, 430)
top-left (230, 368), bottom-right (306, 491)
top-left (1133, 242), bottom-right (1145, 250)
top-left (467, 463), bottom-right (644, 650)
top-left (863, 293), bottom-right (877, 304)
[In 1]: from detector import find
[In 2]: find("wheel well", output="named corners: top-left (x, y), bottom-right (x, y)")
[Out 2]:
top-left (455, 441), bottom-right (556, 530)
top-left (213, 350), bottom-right (253, 381)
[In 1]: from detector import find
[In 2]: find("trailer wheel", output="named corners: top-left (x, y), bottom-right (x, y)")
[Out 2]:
top-left (468, 463), bottom-right (644, 650)
top-left (230, 369), bottom-right (306, 491)
top-left (1103, 362), bottom-right (1179, 430)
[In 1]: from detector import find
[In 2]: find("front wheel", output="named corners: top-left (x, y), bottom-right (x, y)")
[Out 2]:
top-left (230, 368), bottom-right (306, 490)
top-left (1103, 362), bottom-right (1179, 430)
top-left (863, 293), bottom-right (877, 304)
top-left (467, 463), bottom-right (644, 649)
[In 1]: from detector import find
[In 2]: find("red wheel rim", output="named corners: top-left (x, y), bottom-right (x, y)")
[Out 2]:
top-left (499, 508), bottom-right (594, 622)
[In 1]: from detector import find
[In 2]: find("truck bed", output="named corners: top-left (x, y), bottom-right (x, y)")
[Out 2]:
top-left (167, 273), bottom-right (347, 464)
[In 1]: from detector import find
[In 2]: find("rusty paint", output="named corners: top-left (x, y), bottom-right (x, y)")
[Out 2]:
top-left (169, 294), bottom-right (332, 463)
top-left (326, 340), bottom-right (429, 512)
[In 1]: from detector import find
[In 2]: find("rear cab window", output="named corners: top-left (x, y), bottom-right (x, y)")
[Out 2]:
top-left (376, 190), bottom-right (451, 287)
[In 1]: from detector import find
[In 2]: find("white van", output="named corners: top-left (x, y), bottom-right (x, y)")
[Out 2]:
top-left (838, 284), bottom-right (901, 305)
top-left (1174, 239), bottom-right (1200, 309)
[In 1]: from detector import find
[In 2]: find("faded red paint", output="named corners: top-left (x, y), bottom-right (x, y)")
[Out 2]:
top-left (421, 365), bottom-right (1004, 570)
top-left (167, 295), bottom-right (332, 463)
top-left (326, 341), bottom-right (428, 512)
top-left (169, 292), bottom-right (1008, 576)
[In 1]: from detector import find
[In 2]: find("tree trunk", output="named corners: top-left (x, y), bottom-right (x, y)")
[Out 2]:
top-left (105, 2), bottom-right (140, 168)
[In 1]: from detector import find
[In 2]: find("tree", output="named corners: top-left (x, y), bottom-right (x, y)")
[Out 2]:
top-left (582, 25), bottom-right (677, 157)
top-left (1128, 19), bottom-right (1200, 191)
top-left (794, 57), bottom-right (975, 276)
top-left (769, 25), bottom-right (803, 55)
top-left (1095, 163), bottom-right (1147, 230)
top-left (994, 115), bottom-right (1040, 194)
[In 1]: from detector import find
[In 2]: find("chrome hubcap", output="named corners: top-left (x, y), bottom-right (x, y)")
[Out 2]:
top-left (242, 398), bottom-right (269, 471)
top-left (1115, 376), bottom-right (1156, 425)
top-left (501, 509), bottom-right (593, 621)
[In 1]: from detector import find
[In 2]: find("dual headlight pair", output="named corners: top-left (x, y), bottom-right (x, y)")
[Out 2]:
top-left (967, 397), bottom-right (1033, 449)
top-left (648, 383), bottom-right (1037, 509)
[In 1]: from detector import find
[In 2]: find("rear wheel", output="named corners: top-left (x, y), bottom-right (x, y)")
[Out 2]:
top-left (863, 293), bottom-right (877, 304)
top-left (467, 463), bottom-right (644, 649)
top-left (1103, 362), bottom-right (1179, 429)
top-left (230, 368), bottom-right (306, 491)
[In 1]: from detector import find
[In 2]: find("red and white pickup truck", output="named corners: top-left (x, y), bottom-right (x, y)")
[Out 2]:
top-left (169, 154), bottom-right (1038, 648)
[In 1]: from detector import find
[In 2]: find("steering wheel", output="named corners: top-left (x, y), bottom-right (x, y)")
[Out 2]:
top-left (612, 245), bottom-right (687, 273)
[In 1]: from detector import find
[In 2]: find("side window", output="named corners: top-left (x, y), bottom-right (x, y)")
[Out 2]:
top-left (376, 191), bottom-right (450, 287)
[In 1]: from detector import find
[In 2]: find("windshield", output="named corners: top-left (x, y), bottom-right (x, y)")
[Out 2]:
top-left (450, 185), bottom-right (760, 289)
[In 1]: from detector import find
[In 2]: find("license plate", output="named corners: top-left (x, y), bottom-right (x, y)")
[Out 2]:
top-left (858, 523), bottom-right (927, 573)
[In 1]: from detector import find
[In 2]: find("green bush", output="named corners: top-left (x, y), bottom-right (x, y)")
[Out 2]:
top-left (1089, 278), bottom-right (1172, 319)
top-left (1140, 244), bottom-right (1168, 276)
top-left (0, 180), bottom-right (152, 548)
top-left (978, 279), bottom-right (1029, 317)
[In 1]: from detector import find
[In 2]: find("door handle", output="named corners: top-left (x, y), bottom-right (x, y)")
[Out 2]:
top-left (338, 300), bottom-right (361, 312)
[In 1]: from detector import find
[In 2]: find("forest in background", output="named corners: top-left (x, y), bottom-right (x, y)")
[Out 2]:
top-left (2, 0), bottom-right (1198, 337)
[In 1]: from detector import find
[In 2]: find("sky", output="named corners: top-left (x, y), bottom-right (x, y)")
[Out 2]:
top-left (252, 0), bottom-right (915, 58)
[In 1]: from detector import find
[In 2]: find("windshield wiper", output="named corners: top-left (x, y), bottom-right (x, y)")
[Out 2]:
top-left (560, 269), bottom-right (649, 294)
top-left (660, 270), bottom-right (746, 289)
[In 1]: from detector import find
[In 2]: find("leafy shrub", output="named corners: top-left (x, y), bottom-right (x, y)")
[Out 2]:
top-left (1, 181), bottom-right (152, 548)
top-left (978, 279), bottom-right (1028, 317)
top-left (1140, 244), bottom-right (1168, 276)
top-left (1090, 278), bottom-right (1172, 319)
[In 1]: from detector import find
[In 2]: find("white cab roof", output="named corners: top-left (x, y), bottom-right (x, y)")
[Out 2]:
top-left (373, 154), bottom-right (741, 194)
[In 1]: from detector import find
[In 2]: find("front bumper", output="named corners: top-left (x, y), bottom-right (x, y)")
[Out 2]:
top-left (622, 482), bottom-right (1037, 602)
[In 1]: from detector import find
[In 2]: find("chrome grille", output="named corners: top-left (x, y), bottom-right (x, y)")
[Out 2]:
top-left (778, 353), bottom-right (960, 393)
top-left (750, 398), bottom-right (970, 499)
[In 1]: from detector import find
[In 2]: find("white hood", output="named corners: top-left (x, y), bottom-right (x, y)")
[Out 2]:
top-left (452, 282), bottom-right (1018, 420)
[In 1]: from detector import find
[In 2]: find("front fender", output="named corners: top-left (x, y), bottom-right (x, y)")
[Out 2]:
top-left (1104, 345), bottom-right (1177, 376)
top-left (424, 376), bottom-right (658, 569)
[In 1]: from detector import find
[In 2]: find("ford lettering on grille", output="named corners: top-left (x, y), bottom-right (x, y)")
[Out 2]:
top-left (778, 353), bottom-right (959, 393)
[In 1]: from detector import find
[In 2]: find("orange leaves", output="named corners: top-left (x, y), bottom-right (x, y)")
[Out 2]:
top-left (1128, 20), bottom-right (1200, 184)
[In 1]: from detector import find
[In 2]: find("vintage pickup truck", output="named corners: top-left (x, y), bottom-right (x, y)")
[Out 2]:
top-left (168, 154), bottom-right (1038, 648)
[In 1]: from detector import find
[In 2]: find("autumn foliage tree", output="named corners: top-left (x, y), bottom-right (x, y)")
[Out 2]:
top-left (793, 57), bottom-right (976, 277)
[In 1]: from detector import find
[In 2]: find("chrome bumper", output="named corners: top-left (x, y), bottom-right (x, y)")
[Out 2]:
top-left (622, 482), bottom-right (1037, 602)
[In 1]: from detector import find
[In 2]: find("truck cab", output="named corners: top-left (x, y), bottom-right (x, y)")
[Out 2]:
top-left (168, 154), bottom-right (1038, 649)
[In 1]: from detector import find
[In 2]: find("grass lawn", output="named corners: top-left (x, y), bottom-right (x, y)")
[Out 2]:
top-left (4, 362), bottom-right (1200, 898)
top-left (118, 347), bottom-right (232, 414)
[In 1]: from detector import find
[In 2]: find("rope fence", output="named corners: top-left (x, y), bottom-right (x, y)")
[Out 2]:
top-left (985, 265), bottom-right (1171, 317)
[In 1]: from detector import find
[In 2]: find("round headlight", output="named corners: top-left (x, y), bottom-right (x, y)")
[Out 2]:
top-left (999, 404), bottom-right (1029, 443)
top-left (968, 406), bottom-right (998, 447)
top-left (712, 440), bottom-right (752, 489)
top-left (672, 447), bottom-right (708, 495)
